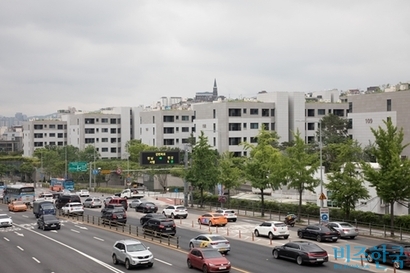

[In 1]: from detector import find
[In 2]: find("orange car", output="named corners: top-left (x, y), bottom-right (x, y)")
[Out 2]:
top-left (198, 213), bottom-right (228, 227)
top-left (8, 201), bottom-right (28, 212)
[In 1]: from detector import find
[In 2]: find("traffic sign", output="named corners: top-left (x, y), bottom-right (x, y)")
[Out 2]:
top-left (92, 169), bottom-right (100, 175)
top-left (174, 188), bottom-right (179, 193)
top-left (100, 170), bottom-right (111, 175)
top-left (320, 208), bottom-right (330, 224)
top-left (68, 162), bottom-right (88, 172)
top-left (319, 192), bottom-right (327, 200)
top-left (218, 196), bottom-right (227, 203)
top-left (140, 151), bottom-right (180, 166)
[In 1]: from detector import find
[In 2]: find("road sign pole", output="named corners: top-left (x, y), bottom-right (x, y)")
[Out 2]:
top-left (89, 162), bottom-right (92, 191)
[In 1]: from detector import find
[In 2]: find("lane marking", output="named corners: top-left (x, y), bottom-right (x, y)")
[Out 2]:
top-left (17, 245), bottom-right (24, 251)
top-left (71, 229), bottom-right (80, 233)
top-left (154, 258), bottom-right (172, 266)
top-left (22, 215), bottom-right (28, 218)
top-left (32, 257), bottom-right (41, 263)
top-left (4, 237), bottom-right (9, 241)
top-left (94, 237), bottom-right (104, 241)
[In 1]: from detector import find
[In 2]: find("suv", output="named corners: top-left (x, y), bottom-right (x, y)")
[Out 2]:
top-left (139, 213), bottom-right (166, 225)
top-left (162, 205), bottom-right (188, 219)
top-left (102, 208), bottom-right (127, 224)
top-left (61, 202), bottom-right (84, 216)
top-left (108, 197), bottom-right (128, 211)
top-left (112, 239), bottom-right (154, 269)
top-left (215, 209), bottom-right (237, 222)
top-left (83, 197), bottom-right (103, 208)
top-left (143, 218), bottom-right (176, 236)
top-left (56, 194), bottom-right (81, 209)
top-left (102, 204), bottom-right (124, 214)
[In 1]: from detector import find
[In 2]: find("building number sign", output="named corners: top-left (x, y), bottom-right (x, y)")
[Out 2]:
top-left (365, 118), bottom-right (373, 124)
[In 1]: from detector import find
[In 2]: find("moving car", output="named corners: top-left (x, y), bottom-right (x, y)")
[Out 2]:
top-left (187, 248), bottom-right (231, 273)
top-left (254, 221), bottom-right (290, 240)
top-left (143, 218), bottom-right (176, 236)
top-left (272, 241), bottom-right (328, 265)
top-left (139, 213), bottom-right (166, 225)
top-left (8, 201), bottom-right (28, 212)
top-left (103, 196), bottom-right (115, 205)
top-left (198, 213), bottom-right (227, 227)
top-left (365, 243), bottom-right (410, 269)
top-left (101, 208), bottom-right (127, 224)
top-left (0, 214), bottom-right (12, 227)
top-left (215, 209), bottom-right (237, 222)
top-left (297, 224), bottom-right (340, 242)
top-left (108, 197), bottom-right (128, 211)
top-left (135, 202), bottom-right (158, 213)
top-left (112, 239), bottom-right (154, 269)
top-left (83, 197), bottom-right (103, 208)
top-left (76, 189), bottom-right (90, 197)
top-left (37, 214), bottom-right (61, 230)
top-left (326, 222), bottom-right (359, 239)
top-left (162, 205), bottom-right (188, 219)
top-left (61, 202), bottom-right (84, 216)
top-left (129, 199), bottom-right (142, 208)
top-left (55, 193), bottom-right (81, 209)
top-left (189, 234), bottom-right (230, 254)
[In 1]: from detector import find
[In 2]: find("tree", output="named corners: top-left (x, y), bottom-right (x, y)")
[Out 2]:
top-left (185, 132), bottom-right (219, 207)
top-left (326, 140), bottom-right (370, 219)
top-left (361, 119), bottom-right (410, 236)
top-left (126, 140), bottom-right (151, 163)
top-left (217, 152), bottom-right (245, 204)
top-left (242, 128), bottom-right (285, 217)
top-left (317, 114), bottom-right (349, 145)
top-left (283, 131), bottom-right (319, 220)
top-left (19, 162), bottom-right (36, 182)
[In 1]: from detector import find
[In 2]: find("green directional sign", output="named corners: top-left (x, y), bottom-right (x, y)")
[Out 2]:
top-left (68, 162), bottom-right (88, 172)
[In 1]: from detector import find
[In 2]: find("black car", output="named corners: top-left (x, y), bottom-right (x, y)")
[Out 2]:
top-left (142, 218), bottom-right (176, 236)
top-left (272, 241), bottom-right (328, 265)
top-left (101, 204), bottom-right (124, 215)
top-left (297, 224), bottom-right (340, 242)
top-left (365, 243), bottom-right (410, 269)
top-left (101, 208), bottom-right (127, 224)
top-left (135, 202), bottom-right (158, 213)
top-left (139, 213), bottom-right (166, 225)
top-left (37, 214), bottom-right (61, 231)
top-left (55, 194), bottom-right (81, 209)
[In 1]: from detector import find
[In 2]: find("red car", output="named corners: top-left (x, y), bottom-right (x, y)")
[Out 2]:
top-left (187, 248), bottom-right (231, 273)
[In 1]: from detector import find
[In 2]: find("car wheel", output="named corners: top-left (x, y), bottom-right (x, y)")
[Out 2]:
top-left (147, 263), bottom-right (153, 268)
top-left (284, 235), bottom-right (289, 239)
top-left (298, 231), bottom-right (303, 238)
top-left (42, 225), bottom-right (45, 231)
top-left (112, 254), bottom-right (118, 265)
top-left (268, 232), bottom-right (274, 240)
top-left (366, 254), bottom-right (374, 263)
top-left (163, 212), bottom-right (167, 217)
top-left (332, 239), bottom-right (338, 242)
top-left (125, 259), bottom-right (131, 270)
top-left (273, 249), bottom-right (279, 259)
top-left (350, 236), bottom-right (356, 239)
top-left (316, 235), bottom-right (322, 242)
top-left (296, 255), bottom-right (303, 265)
top-left (254, 230), bottom-right (260, 237)
top-left (187, 259), bottom-right (193, 268)
top-left (202, 265), bottom-right (208, 273)
top-left (233, 219), bottom-right (237, 222)
top-left (189, 242), bottom-right (194, 249)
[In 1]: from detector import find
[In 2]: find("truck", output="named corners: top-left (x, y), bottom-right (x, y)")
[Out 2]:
top-left (116, 188), bottom-right (144, 199)
top-left (50, 178), bottom-right (75, 192)
top-left (33, 200), bottom-right (56, 218)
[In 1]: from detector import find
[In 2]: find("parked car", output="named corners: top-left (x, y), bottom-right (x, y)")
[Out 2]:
top-left (83, 197), bottom-right (103, 208)
top-left (129, 199), bottom-right (143, 208)
top-left (76, 189), bottom-right (90, 197)
top-left (187, 248), bottom-right (231, 273)
top-left (254, 221), bottom-right (290, 240)
top-left (365, 243), bottom-right (410, 269)
top-left (143, 218), bottom-right (176, 236)
top-left (215, 209), bottom-right (237, 222)
top-left (112, 239), bottom-right (154, 269)
top-left (108, 197), bottom-right (128, 211)
top-left (189, 234), bottom-right (230, 254)
top-left (198, 213), bottom-right (227, 227)
top-left (61, 202), bottom-right (84, 216)
top-left (0, 214), bottom-right (12, 227)
top-left (162, 205), bottom-right (188, 219)
top-left (139, 213), bottom-right (166, 225)
top-left (8, 201), bottom-right (27, 212)
top-left (37, 214), bottom-right (61, 231)
top-left (101, 208), bottom-right (127, 224)
top-left (297, 224), bottom-right (340, 242)
top-left (326, 222), bottom-right (359, 239)
top-left (272, 241), bottom-right (328, 265)
top-left (135, 202), bottom-right (158, 213)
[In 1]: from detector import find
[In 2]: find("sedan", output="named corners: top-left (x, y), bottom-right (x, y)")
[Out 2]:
top-left (8, 201), bottom-right (27, 212)
top-left (326, 222), bottom-right (359, 239)
top-left (37, 214), bottom-right (61, 231)
top-left (135, 202), bottom-right (158, 213)
top-left (76, 189), bottom-right (90, 197)
top-left (187, 248), bottom-right (231, 273)
top-left (83, 197), bottom-right (103, 208)
top-left (297, 224), bottom-right (340, 242)
top-left (0, 214), bottom-right (13, 227)
top-left (189, 234), bottom-right (230, 254)
top-left (139, 213), bottom-right (166, 225)
top-left (198, 213), bottom-right (227, 227)
top-left (272, 241), bottom-right (328, 265)
top-left (365, 243), bottom-right (410, 269)
top-left (129, 199), bottom-right (143, 208)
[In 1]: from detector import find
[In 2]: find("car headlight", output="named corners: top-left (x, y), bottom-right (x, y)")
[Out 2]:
top-left (209, 263), bottom-right (215, 266)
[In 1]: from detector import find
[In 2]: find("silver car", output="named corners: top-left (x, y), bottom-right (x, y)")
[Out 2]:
top-left (189, 234), bottom-right (230, 254)
top-left (327, 222), bottom-right (359, 239)
top-left (83, 197), bottom-right (103, 208)
top-left (129, 199), bottom-right (143, 208)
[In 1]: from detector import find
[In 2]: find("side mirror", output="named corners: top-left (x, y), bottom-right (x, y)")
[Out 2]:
top-left (147, 247), bottom-right (150, 250)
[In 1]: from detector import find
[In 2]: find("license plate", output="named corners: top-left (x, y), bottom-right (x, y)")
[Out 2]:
top-left (219, 249), bottom-right (226, 251)
top-left (141, 261), bottom-right (148, 264)
top-left (51, 224), bottom-right (56, 227)
top-left (118, 216), bottom-right (123, 219)
top-left (317, 258), bottom-right (324, 261)
top-left (166, 227), bottom-right (172, 230)
top-left (332, 237), bottom-right (338, 239)
top-left (280, 231), bottom-right (285, 233)
top-left (219, 267), bottom-right (226, 270)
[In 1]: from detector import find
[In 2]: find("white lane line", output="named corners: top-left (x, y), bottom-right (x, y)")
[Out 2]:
top-left (71, 229), bottom-right (80, 233)
top-left (75, 225), bottom-right (88, 230)
top-left (17, 246), bottom-right (24, 251)
top-left (22, 215), bottom-right (28, 218)
top-left (32, 257), bottom-right (41, 263)
top-left (94, 237), bottom-right (104, 241)
top-left (154, 258), bottom-right (172, 266)
top-left (4, 237), bottom-right (9, 241)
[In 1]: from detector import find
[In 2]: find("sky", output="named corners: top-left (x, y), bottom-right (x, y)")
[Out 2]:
top-left (1, 1), bottom-right (410, 117)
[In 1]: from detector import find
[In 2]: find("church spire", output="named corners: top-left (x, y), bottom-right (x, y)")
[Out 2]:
top-left (213, 78), bottom-right (218, 99)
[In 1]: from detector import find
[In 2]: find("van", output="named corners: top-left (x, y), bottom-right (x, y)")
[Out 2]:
top-left (56, 194), bottom-right (81, 209)
top-left (108, 197), bottom-right (128, 211)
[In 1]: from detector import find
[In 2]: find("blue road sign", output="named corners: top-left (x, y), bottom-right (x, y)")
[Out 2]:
top-left (320, 208), bottom-right (329, 224)
top-left (174, 188), bottom-right (179, 193)
top-left (92, 169), bottom-right (100, 175)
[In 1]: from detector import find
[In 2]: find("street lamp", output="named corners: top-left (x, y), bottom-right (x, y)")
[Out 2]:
top-left (319, 121), bottom-right (324, 208)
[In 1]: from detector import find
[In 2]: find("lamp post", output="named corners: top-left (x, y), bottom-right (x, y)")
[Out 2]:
top-left (183, 145), bottom-right (190, 206)
top-left (319, 121), bottom-right (324, 208)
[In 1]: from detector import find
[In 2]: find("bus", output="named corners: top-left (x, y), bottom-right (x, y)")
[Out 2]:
top-left (50, 178), bottom-right (75, 192)
top-left (3, 184), bottom-right (35, 205)
top-left (0, 181), bottom-right (5, 201)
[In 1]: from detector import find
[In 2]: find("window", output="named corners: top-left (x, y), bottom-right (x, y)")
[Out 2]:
top-left (85, 138), bottom-right (95, 143)
top-left (85, 128), bottom-right (95, 134)
top-left (271, 123), bottom-right (275, 131)
top-left (229, 137), bottom-right (241, 146)
top-left (348, 119), bottom-right (352, 129)
top-left (49, 124), bottom-right (56, 129)
top-left (110, 119), bottom-right (117, 124)
top-left (34, 125), bottom-right (43, 130)
top-left (250, 137), bottom-right (258, 143)
top-left (163, 139), bottom-right (175, 145)
top-left (271, 109), bottom-right (275, 117)
top-left (213, 123), bottom-right (216, 132)
top-left (111, 128), bottom-right (116, 134)
top-left (228, 108), bottom-right (241, 117)
top-left (182, 127), bottom-right (189, 132)
top-left (153, 116), bottom-right (155, 123)
top-left (175, 115), bottom-right (179, 120)
top-left (58, 125), bottom-right (64, 129)
top-left (102, 138), bottom-right (108, 142)
top-left (164, 127), bottom-right (175, 134)
top-left (213, 109), bottom-right (216, 118)
top-left (387, 99), bottom-right (392, 111)
top-left (348, 102), bottom-right (353, 113)
top-left (102, 128), bottom-right (108, 133)
top-left (213, 137), bottom-right (216, 147)
top-left (49, 141), bottom-right (56, 145)
top-left (250, 123), bottom-right (259, 129)
top-left (163, 116), bottom-right (175, 122)
top-left (243, 137), bottom-right (247, 142)
top-left (110, 138), bottom-right (116, 143)
top-left (85, 118), bottom-right (95, 124)
top-left (262, 123), bottom-right (269, 130)
top-left (58, 133), bottom-right (63, 138)
top-left (262, 109), bottom-right (269, 117)
top-left (34, 142), bottom-right (44, 147)
top-left (182, 138), bottom-right (189, 144)
top-left (58, 142), bottom-right (63, 146)
top-left (243, 123), bottom-right (247, 129)
top-left (181, 115), bottom-right (189, 121)
top-left (250, 109), bottom-right (259, 115)
top-left (49, 133), bottom-right (56, 137)
top-left (243, 108), bottom-right (247, 114)
top-left (333, 109), bottom-right (345, 117)
top-left (101, 118), bottom-right (108, 123)
top-left (229, 123), bottom-right (241, 131)
top-left (110, 147), bottom-right (117, 153)
top-left (34, 133), bottom-right (43, 138)
top-left (318, 109), bottom-right (325, 115)
top-left (102, 148), bottom-right (108, 152)
top-left (307, 109), bottom-right (315, 117)
top-left (307, 123), bottom-right (315, 130)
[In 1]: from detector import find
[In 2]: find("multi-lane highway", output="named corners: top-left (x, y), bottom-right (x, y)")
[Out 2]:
top-left (0, 191), bottom-right (402, 273)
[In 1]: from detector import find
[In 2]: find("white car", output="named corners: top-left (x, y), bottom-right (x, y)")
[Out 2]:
top-left (215, 209), bottom-right (237, 222)
top-left (76, 189), bottom-right (90, 197)
top-left (254, 221), bottom-right (290, 239)
top-left (162, 205), bottom-right (188, 219)
top-left (112, 239), bottom-right (154, 269)
top-left (61, 202), bottom-right (84, 216)
top-left (0, 214), bottom-right (13, 227)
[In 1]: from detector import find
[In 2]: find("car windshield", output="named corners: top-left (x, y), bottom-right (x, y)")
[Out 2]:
top-left (0, 215), bottom-right (9, 219)
top-left (176, 206), bottom-right (185, 210)
top-left (273, 223), bottom-right (287, 227)
top-left (71, 204), bottom-right (82, 207)
top-left (126, 244), bottom-right (147, 252)
top-left (202, 250), bottom-right (223, 259)
top-left (42, 204), bottom-right (54, 209)
top-left (212, 213), bottom-right (223, 217)
top-left (43, 215), bottom-right (56, 220)
top-left (145, 203), bottom-right (155, 206)
top-left (209, 235), bottom-right (226, 241)
top-left (340, 223), bottom-right (353, 227)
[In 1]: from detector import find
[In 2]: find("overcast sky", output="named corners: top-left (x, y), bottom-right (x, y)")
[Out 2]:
top-left (1, 1), bottom-right (409, 117)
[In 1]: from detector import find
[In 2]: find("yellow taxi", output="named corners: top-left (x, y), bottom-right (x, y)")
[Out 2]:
top-left (8, 201), bottom-right (28, 212)
top-left (198, 213), bottom-right (228, 227)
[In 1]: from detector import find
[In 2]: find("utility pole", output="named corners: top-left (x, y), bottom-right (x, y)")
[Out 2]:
top-left (319, 121), bottom-right (324, 208)
top-left (183, 147), bottom-right (189, 206)
top-left (64, 146), bottom-right (68, 179)
top-left (89, 162), bottom-right (92, 190)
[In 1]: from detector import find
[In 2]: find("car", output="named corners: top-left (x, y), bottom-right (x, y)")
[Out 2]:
top-left (108, 197), bottom-right (128, 211)
top-left (143, 218), bottom-right (176, 236)
top-left (55, 193), bottom-right (81, 209)
top-left (365, 243), bottom-right (410, 269)
top-left (8, 201), bottom-right (28, 212)
top-left (198, 213), bottom-right (227, 227)
top-left (37, 214), bottom-right (61, 231)
top-left (38, 192), bottom-right (55, 202)
top-left (112, 239), bottom-right (154, 269)
top-left (272, 241), bottom-right (328, 265)
top-left (101, 208), bottom-right (127, 224)
top-left (76, 189), bottom-right (90, 197)
top-left (61, 202), bottom-right (84, 216)
top-left (162, 205), bottom-right (188, 219)
top-left (297, 224), bottom-right (340, 242)
top-left (139, 213), bottom-right (166, 225)
top-left (129, 199), bottom-right (143, 208)
top-left (135, 202), bottom-right (158, 213)
top-left (254, 221), bottom-right (290, 240)
top-left (215, 209), bottom-right (237, 222)
top-left (103, 196), bottom-right (115, 205)
top-left (0, 214), bottom-right (12, 227)
top-left (189, 234), bottom-right (230, 254)
top-left (187, 248), bottom-right (231, 273)
top-left (326, 222), bottom-right (359, 239)
top-left (83, 197), bottom-right (103, 208)
top-left (101, 204), bottom-right (124, 214)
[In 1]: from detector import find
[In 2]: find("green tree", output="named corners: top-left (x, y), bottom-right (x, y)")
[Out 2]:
top-left (326, 140), bottom-right (370, 219)
top-left (317, 114), bottom-right (349, 145)
top-left (19, 162), bottom-right (36, 182)
top-left (126, 140), bottom-right (152, 163)
top-left (283, 131), bottom-right (319, 220)
top-left (185, 132), bottom-right (219, 207)
top-left (361, 119), bottom-right (410, 236)
top-left (217, 152), bottom-right (245, 204)
top-left (242, 128), bottom-right (285, 217)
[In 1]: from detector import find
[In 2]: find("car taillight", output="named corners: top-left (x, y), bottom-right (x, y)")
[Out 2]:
top-left (343, 229), bottom-right (349, 232)
top-left (112, 214), bottom-right (117, 219)
top-left (173, 224), bottom-right (176, 227)
top-left (159, 225), bottom-right (164, 228)
top-left (211, 242), bottom-right (218, 245)
top-left (224, 213), bottom-right (228, 216)
top-left (355, 229), bottom-right (359, 232)
top-left (176, 210), bottom-right (180, 212)
top-left (325, 232), bottom-right (330, 235)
